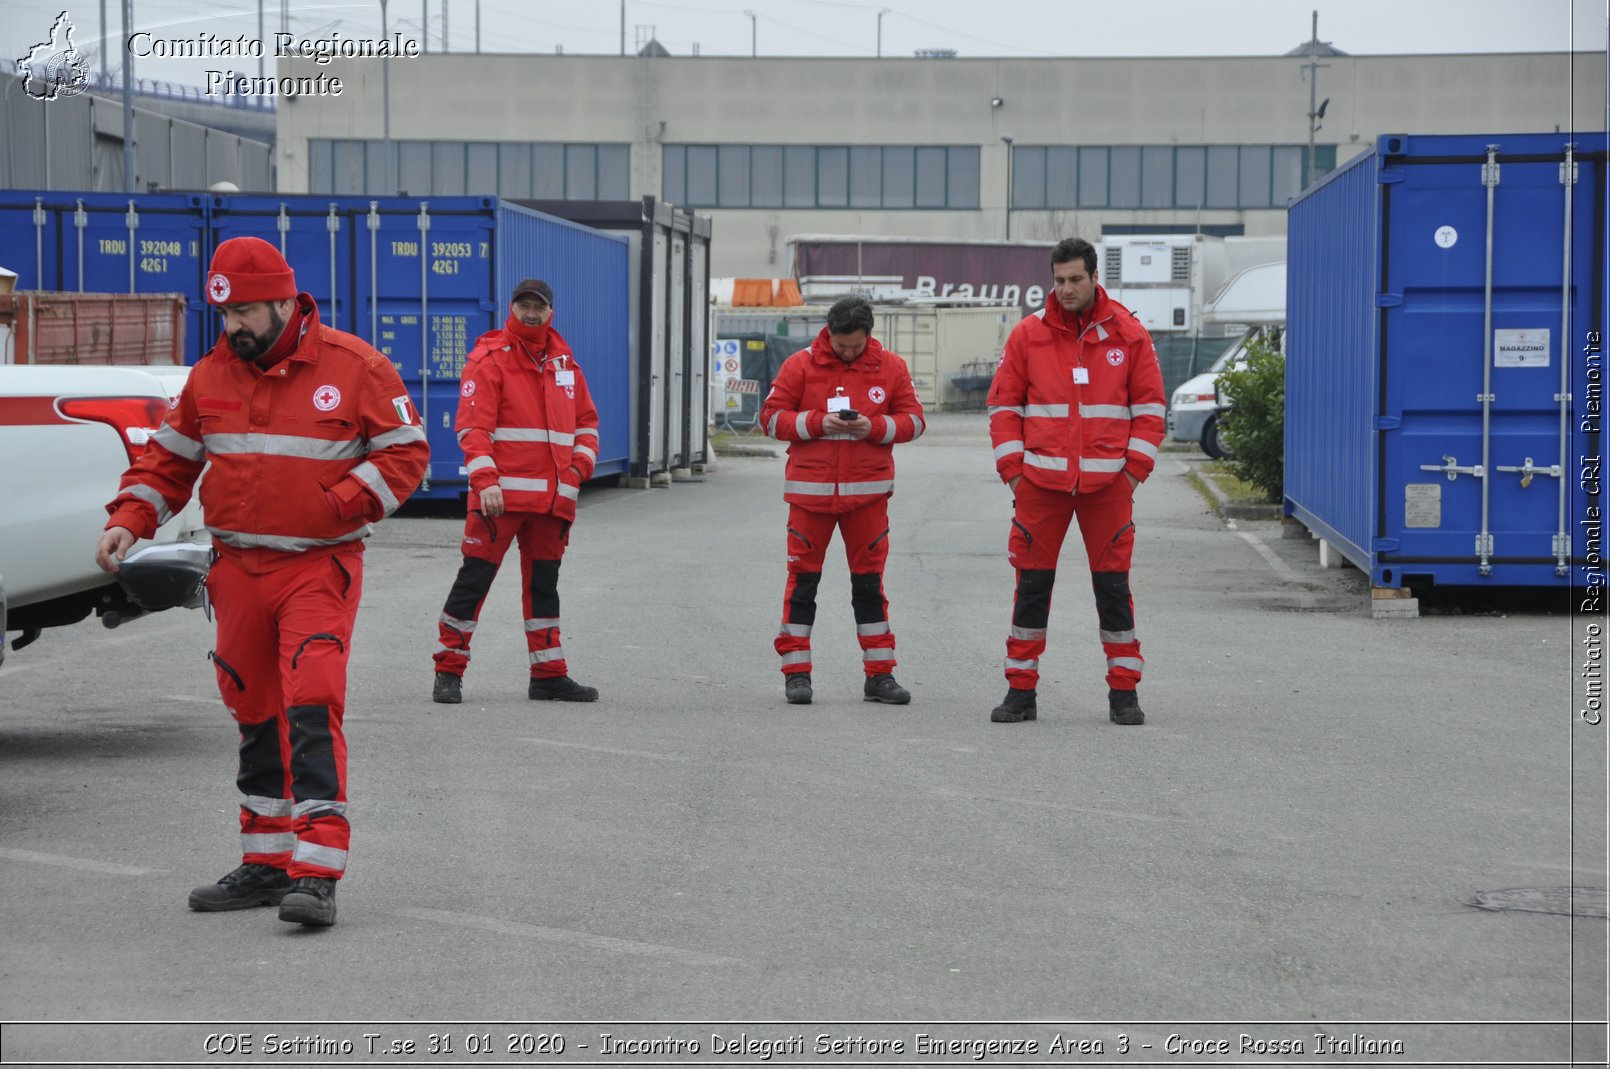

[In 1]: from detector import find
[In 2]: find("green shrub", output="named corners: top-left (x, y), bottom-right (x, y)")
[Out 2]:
top-left (1217, 333), bottom-right (1284, 501)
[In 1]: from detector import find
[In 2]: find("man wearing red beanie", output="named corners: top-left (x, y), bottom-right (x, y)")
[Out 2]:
top-left (95, 235), bottom-right (430, 928)
top-left (430, 278), bottom-right (601, 705)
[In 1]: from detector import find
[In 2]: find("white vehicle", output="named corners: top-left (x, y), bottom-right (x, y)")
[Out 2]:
top-left (1167, 262), bottom-right (1286, 459)
top-left (0, 364), bottom-right (205, 657)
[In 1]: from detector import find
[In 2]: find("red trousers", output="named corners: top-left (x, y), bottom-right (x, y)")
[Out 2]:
top-left (775, 499), bottom-right (896, 676)
top-left (433, 510), bottom-right (573, 680)
top-left (206, 550), bottom-right (362, 880)
top-left (1005, 477), bottom-right (1143, 692)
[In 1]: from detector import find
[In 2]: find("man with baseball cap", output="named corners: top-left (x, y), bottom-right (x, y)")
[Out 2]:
top-left (431, 278), bottom-right (602, 705)
top-left (95, 235), bottom-right (430, 928)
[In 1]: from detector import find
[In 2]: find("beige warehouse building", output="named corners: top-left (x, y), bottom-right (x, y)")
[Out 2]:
top-left (275, 48), bottom-right (1604, 277)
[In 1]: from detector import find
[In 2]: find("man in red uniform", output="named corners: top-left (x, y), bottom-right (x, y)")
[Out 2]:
top-left (759, 295), bottom-right (926, 706)
top-left (431, 279), bottom-right (600, 705)
top-left (986, 237), bottom-right (1167, 726)
top-left (94, 236), bottom-right (430, 926)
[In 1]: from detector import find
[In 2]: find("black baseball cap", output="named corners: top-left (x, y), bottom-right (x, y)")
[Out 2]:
top-left (511, 278), bottom-right (554, 306)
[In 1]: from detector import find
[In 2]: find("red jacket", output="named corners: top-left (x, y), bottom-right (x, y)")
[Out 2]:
top-left (987, 286), bottom-right (1166, 494)
top-left (759, 329), bottom-right (925, 514)
top-left (456, 321), bottom-right (599, 522)
top-left (105, 295), bottom-right (430, 572)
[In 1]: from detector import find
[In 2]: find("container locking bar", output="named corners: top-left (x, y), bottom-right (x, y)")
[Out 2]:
top-left (74, 199), bottom-right (87, 292)
top-left (1494, 456), bottom-right (1563, 488)
top-left (1420, 454), bottom-right (1485, 481)
top-left (1552, 144), bottom-right (1577, 575)
top-left (326, 204), bottom-right (340, 331)
top-left (33, 197), bottom-right (46, 287)
top-left (1477, 144), bottom-right (1500, 576)
top-left (125, 200), bottom-right (138, 293)
top-left (417, 202), bottom-right (432, 492)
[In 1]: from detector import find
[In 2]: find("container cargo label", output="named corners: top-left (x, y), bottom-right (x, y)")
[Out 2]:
top-left (1405, 483), bottom-right (1442, 528)
top-left (1494, 328), bottom-right (1550, 368)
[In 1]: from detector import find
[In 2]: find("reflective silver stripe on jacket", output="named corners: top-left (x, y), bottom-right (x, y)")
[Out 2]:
top-left (241, 833), bottom-right (294, 854)
top-left (989, 405), bottom-right (1025, 418)
top-left (525, 617), bottom-right (560, 631)
top-left (574, 426), bottom-right (599, 439)
top-left (794, 412), bottom-right (812, 439)
top-left (123, 483), bottom-right (173, 525)
top-left (573, 443), bottom-right (597, 463)
top-left (783, 479), bottom-right (836, 496)
top-left (1010, 626), bottom-right (1046, 642)
top-left (910, 415), bottom-right (925, 438)
top-left (242, 795), bottom-right (294, 817)
top-left (766, 412), bottom-right (782, 438)
top-left (466, 455), bottom-right (496, 474)
top-left (993, 440), bottom-right (1025, 460)
top-left (556, 483), bottom-right (580, 501)
top-left (493, 427), bottom-right (575, 445)
top-left (208, 525), bottom-right (370, 552)
top-left (1131, 403), bottom-right (1167, 419)
top-left (1101, 629), bottom-right (1137, 644)
top-left (456, 428), bottom-right (473, 443)
top-left (292, 841), bottom-right (348, 872)
top-left (1107, 656), bottom-right (1144, 673)
top-left (1025, 404), bottom-right (1070, 419)
top-left (350, 460), bottom-right (400, 516)
top-left (1080, 457), bottom-right (1127, 473)
top-left (153, 424), bottom-right (205, 461)
top-left (779, 623), bottom-right (812, 637)
top-left (878, 419), bottom-right (897, 445)
top-left (862, 647), bottom-right (894, 661)
top-left (432, 642), bottom-right (470, 660)
top-left (780, 650), bottom-right (811, 666)
top-left (293, 799), bottom-right (349, 819)
top-left (838, 480), bottom-right (894, 495)
top-left (1079, 404), bottom-right (1131, 420)
top-left (823, 433), bottom-right (858, 441)
top-left (857, 621), bottom-right (890, 637)
top-left (1127, 437), bottom-right (1159, 460)
top-left (1005, 657), bottom-right (1039, 671)
top-left (440, 613), bottom-right (477, 633)
top-left (1024, 452), bottom-right (1068, 471)
top-left (529, 647), bottom-right (566, 664)
top-left (498, 476), bottom-right (549, 492)
top-left (370, 424), bottom-right (427, 450)
top-left (201, 432), bottom-right (367, 461)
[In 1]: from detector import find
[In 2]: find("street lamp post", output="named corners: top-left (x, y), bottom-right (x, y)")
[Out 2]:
top-left (1000, 132), bottom-right (1014, 241)
top-left (380, 0), bottom-right (392, 194)
top-left (877, 8), bottom-right (890, 57)
top-left (743, 10), bottom-right (756, 56)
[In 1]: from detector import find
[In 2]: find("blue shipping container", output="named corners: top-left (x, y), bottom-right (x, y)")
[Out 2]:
top-left (1286, 132), bottom-right (1607, 589)
top-left (0, 192), bottom-right (210, 366)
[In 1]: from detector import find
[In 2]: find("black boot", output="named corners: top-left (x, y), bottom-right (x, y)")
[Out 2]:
top-left (784, 673), bottom-right (813, 705)
top-left (528, 675), bottom-right (599, 702)
top-left (432, 671), bottom-right (462, 704)
top-left (863, 673), bottom-right (911, 704)
top-left (278, 876), bottom-right (338, 926)
top-left (990, 688), bottom-right (1038, 723)
top-left (1108, 688), bottom-right (1145, 725)
top-left (188, 862), bottom-right (291, 911)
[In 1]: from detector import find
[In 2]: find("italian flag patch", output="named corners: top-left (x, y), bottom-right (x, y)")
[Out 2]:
top-left (392, 395), bottom-right (414, 424)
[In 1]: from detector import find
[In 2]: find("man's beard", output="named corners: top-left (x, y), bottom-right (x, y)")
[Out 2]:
top-left (228, 305), bottom-right (287, 361)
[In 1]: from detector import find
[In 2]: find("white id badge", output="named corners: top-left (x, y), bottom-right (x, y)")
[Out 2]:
top-left (826, 395), bottom-right (852, 413)
top-left (554, 369), bottom-right (576, 386)
top-left (1072, 367), bottom-right (1090, 385)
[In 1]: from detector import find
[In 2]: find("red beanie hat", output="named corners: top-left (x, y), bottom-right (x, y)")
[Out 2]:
top-left (206, 236), bottom-right (296, 305)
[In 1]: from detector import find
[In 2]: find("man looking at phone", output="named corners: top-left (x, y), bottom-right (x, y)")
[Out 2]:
top-left (758, 296), bottom-right (925, 706)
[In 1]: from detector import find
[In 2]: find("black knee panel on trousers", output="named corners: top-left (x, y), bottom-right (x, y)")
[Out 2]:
top-left (1013, 568), bottom-right (1056, 629)
top-left (236, 719), bottom-right (284, 798)
top-left (849, 572), bottom-right (887, 624)
top-left (527, 558), bottom-right (561, 619)
top-left (787, 571), bottom-right (822, 625)
top-left (288, 704), bottom-right (340, 803)
top-left (444, 558), bottom-right (500, 619)
top-left (1091, 570), bottom-right (1134, 632)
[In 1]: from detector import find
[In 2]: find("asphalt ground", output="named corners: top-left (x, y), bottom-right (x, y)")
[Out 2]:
top-left (0, 412), bottom-right (1604, 1067)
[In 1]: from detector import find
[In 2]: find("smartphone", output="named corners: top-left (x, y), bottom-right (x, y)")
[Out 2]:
top-left (840, 409), bottom-right (860, 421)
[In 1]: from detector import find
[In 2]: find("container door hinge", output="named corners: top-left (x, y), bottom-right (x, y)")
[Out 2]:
top-left (1373, 415), bottom-right (1402, 431)
top-left (1375, 292), bottom-right (1403, 308)
top-left (1475, 533), bottom-right (1494, 558)
top-left (1561, 161), bottom-right (1579, 185)
top-left (1482, 160), bottom-right (1501, 187)
top-left (1372, 538), bottom-right (1401, 553)
top-left (1420, 454), bottom-right (1484, 481)
top-left (1553, 533), bottom-right (1572, 562)
top-left (1494, 456), bottom-right (1563, 489)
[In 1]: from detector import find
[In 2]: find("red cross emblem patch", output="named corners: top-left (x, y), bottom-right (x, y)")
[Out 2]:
top-left (1105, 347), bottom-right (1127, 366)
top-left (208, 274), bottom-right (231, 303)
top-left (313, 384), bottom-right (342, 411)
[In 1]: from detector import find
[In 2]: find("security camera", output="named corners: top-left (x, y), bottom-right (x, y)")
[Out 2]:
top-left (990, 97), bottom-right (1004, 108)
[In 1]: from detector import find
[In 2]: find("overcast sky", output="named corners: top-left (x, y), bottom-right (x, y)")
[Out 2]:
top-left (2, 0), bottom-right (1605, 89)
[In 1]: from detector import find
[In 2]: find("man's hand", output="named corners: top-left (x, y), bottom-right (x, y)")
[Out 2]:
top-left (95, 527), bottom-right (137, 573)
top-left (477, 485), bottom-right (506, 517)
top-left (823, 412), bottom-right (872, 439)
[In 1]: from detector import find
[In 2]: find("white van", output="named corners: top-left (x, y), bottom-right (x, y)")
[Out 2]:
top-left (1166, 261), bottom-right (1285, 459)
